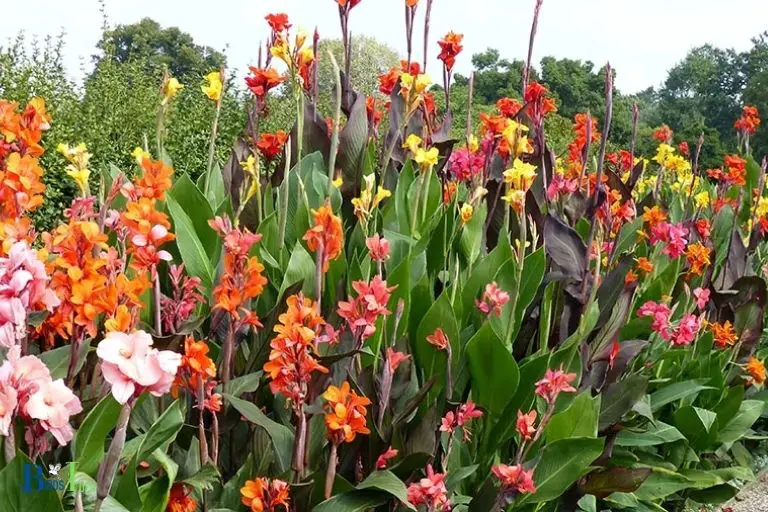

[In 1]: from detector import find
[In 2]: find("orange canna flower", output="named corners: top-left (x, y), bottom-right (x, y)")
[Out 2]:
top-left (1, 152), bottom-right (46, 218)
top-left (256, 130), bottom-right (289, 161)
top-left (710, 321), bottom-right (738, 348)
top-left (653, 124), bottom-right (673, 143)
top-left (245, 67), bottom-right (285, 99)
top-left (240, 477), bottom-right (290, 512)
top-left (636, 257), bottom-right (654, 274)
top-left (685, 242), bottom-right (711, 276)
top-left (303, 202), bottom-right (343, 272)
top-left (746, 357), bottom-right (766, 385)
top-left (624, 269), bottom-right (638, 285)
top-left (134, 157), bottom-right (174, 200)
top-left (378, 66), bottom-right (401, 96)
top-left (642, 206), bottom-right (667, 226)
top-left (426, 327), bottom-right (450, 351)
top-left (323, 381), bottom-right (372, 444)
top-left (105, 304), bottom-right (133, 333)
top-left (437, 31), bottom-right (463, 71)
top-left (167, 483), bottom-right (197, 512)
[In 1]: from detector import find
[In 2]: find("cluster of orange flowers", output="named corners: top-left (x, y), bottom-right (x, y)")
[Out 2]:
top-left (734, 105), bottom-right (761, 135)
top-left (707, 155), bottom-right (747, 188)
top-left (684, 242), bottom-right (711, 277)
top-left (303, 202), bottom-right (344, 273)
top-left (0, 98), bottom-right (50, 253)
top-left (209, 216), bottom-right (267, 326)
top-left (565, 113), bottom-right (600, 178)
top-left (263, 294), bottom-right (328, 406)
top-left (323, 381), bottom-right (371, 444)
top-left (710, 320), bottom-right (738, 348)
top-left (240, 477), bottom-right (290, 512)
top-left (172, 337), bottom-right (221, 411)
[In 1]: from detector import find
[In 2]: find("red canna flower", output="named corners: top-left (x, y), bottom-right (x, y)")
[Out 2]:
top-left (337, 0), bottom-right (363, 8)
top-left (256, 130), bottom-right (289, 161)
top-left (426, 327), bottom-right (450, 351)
top-left (378, 67), bottom-right (401, 95)
top-left (245, 67), bottom-right (285, 99)
top-left (678, 141), bottom-right (690, 156)
top-left (535, 366), bottom-right (577, 404)
top-left (437, 31), bottom-right (464, 71)
top-left (376, 446), bottom-right (399, 469)
top-left (524, 81), bottom-right (557, 125)
top-left (265, 13), bottom-right (291, 33)
top-left (167, 483), bottom-right (197, 512)
top-left (653, 124), bottom-right (673, 143)
top-left (497, 97), bottom-right (522, 118)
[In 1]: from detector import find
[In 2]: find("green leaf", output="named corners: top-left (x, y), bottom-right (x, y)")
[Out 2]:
top-left (615, 421), bottom-right (686, 447)
top-left (140, 449), bottom-right (178, 512)
top-left (73, 394), bottom-right (122, 476)
top-left (414, 292), bottom-right (460, 399)
top-left (277, 241), bottom-right (316, 302)
top-left (465, 322), bottom-right (519, 416)
top-left (445, 465), bottom-right (479, 491)
top-left (717, 400), bottom-right (765, 446)
top-left (167, 195), bottom-right (214, 290)
top-left (613, 217), bottom-right (643, 257)
top-left (394, 162), bottom-right (417, 235)
top-left (510, 247), bottom-right (546, 344)
top-left (0, 453), bottom-right (65, 512)
top-left (673, 406), bottom-right (718, 450)
top-left (210, 455), bottom-right (252, 509)
top-left (170, 173), bottom-right (219, 260)
top-left (517, 437), bottom-right (604, 505)
top-left (583, 467), bottom-right (651, 499)
top-left (69, 471), bottom-right (130, 512)
top-left (226, 394), bottom-right (294, 473)
top-left (546, 391), bottom-right (600, 443)
top-left (182, 464), bottom-right (221, 491)
top-left (311, 491), bottom-right (388, 512)
top-left (38, 339), bottom-right (91, 381)
top-left (216, 371), bottom-right (262, 397)
top-left (599, 375), bottom-right (648, 430)
top-left (356, 470), bottom-right (413, 509)
top-left (650, 380), bottom-right (716, 411)
top-left (459, 202), bottom-right (486, 265)
top-left (633, 468), bottom-right (692, 501)
top-left (461, 239), bottom-right (513, 324)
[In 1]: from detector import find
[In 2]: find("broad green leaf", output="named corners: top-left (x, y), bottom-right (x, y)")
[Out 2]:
top-left (0, 453), bottom-right (65, 512)
top-left (633, 468), bottom-right (692, 501)
top-left (356, 470), bottom-right (413, 509)
top-left (38, 339), bottom-right (91, 381)
top-left (226, 394), bottom-right (294, 473)
top-left (673, 406), bottom-right (718, 450)
top-left (170, 173), bottom-right (219, 260)
top-left (181, 464), bottom-right (221, 491)
top-left (210, 455), bottom-right (252, 509)
top-left (583, 467), bottom-right (651, 499)
top-left (73, 394), bottom-right (122, 476)
top-left (445, 465), bottom-right (479, 491)
top-left (459, 202), bottom-right (486, 265)
top-left (615, 421), bottom-right (686, 447)
top-left (546, 391), bottom-right (600, 443)
top-left (613, 217), bottom-right (643, 257)
top-left (414, 292), bottom-right (460, 399)
top-left (311, 490), bottom-right (388, 512)
top-left (650, 380), bottom-right (715, 411)
top-left (517, 437), bottom-right (604, 504)
top-left (717, 400), bottom-right (765, 446)
top-left (139, 449), bottom-right (178, 512)
top-left (216, 371), bottom-right (262, 398)
top-left (277, 241), bottom-right (316, 302)
top-left (69, 471), bottom-right (130, 512)
top-left (510, 247), bottom-right (546, 344)
top-left (394, 162), bottom-right (417, 236)
top-left (167, 195), bottom-right (214, 289)
top-left (465, 322), bottom-right (519, 416)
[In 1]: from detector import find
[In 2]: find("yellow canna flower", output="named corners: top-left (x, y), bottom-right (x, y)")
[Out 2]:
top-left (162, 76), bottom-right (184, 105)
top-left (502, 189), bottom-right (526, 213)
top-left (468, 134), bottom-right (479, 153)
top-left (271, 37), bottom-right (292, 66)
top-left (414, 73), bottom-right (431, 93)
top-left (373, 187), bottom-right (391, 208)
top-left (399, 73), bottom-right (414, 94)
top-left (503, 158), bottom-right (537, 191)
top-left (414, 147), bottom-right (439, 170)
top-left (240, 155), bottom-right (259, 178)
top-left (403, 134), bottom-right (423, 155)
top-left (460, 203), bottom-right (473, 224)
top-left (202, 71), bottom-right (223, 102)
top-left (333, 176), bottom-right (343, 188)
top-left (132, 146), bottom-right (151, 165)
top-left (66, 168), bottom-right (90, 196)
top-left (694, 191), bottom-right (710, 209)
top-left (295, 30), bottom-right (308, 51)
top-left (755, 196), bottom-right (768, 218)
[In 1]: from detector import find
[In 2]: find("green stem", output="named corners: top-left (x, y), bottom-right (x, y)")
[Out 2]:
top-left (420, 165), bottom-right (432, 225)
top-left (327, 51), bottom-right (342, 195)
top-left (204, 98), bottom-right (223, 196)
top-left (505, 208), bottom-right (526, 346)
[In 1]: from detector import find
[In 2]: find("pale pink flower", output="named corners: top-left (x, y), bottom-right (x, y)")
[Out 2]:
top-left (97, 330), bottom-right (182, 404)
top-left (535, 366), bottom-right (577, 404)
top-left (516, 410), bottom-right (537, 441)
top-left (25, 379), bottom-right (82, 445)
top-left (0, 380), bottom-right (18, 436)
top-left (366, 234), bottom-right (391, 262)
top-left (0, 345), bottom-right (51, 400)
top-left (693, 287), bottom-right (710, 310)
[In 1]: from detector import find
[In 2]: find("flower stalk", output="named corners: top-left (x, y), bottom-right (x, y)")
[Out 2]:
top-left (94, 401), bottom-right (133, 512)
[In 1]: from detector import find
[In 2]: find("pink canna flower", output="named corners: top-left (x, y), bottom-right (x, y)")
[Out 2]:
top-left (475, 281), bottom-right (510, 317)
top-left (662, 223), bottom-right (689, 259)
top-left (535, 366), bottom-right (577, 404)
top-left (97, 330), bottom-right (182, 404)
top-left (662, 313), bottom-right (700, 346)
top-left (693, 287), bottom-right (710, 310)
top-left (25, 379), bottom-right (82, 445)
top-left (386, 348), bottom-right (410, 372)
top-left (440, 400), bottom-right (483, 440)
top-left (376, 446), bottom-right (399, 469)
top-left (337, 276), bottom-right (395, 340)
top-left (208, 216), bottom-right (262, 258)
top-left (407, 464), bottom-right (451, 511)
top-left (0, 241), bottom-right (60, 348)
top-left (448, 147), bottom-right (484, 182)
top-left (516, 410), bottom-right (537, 441)
top-left (546, 173), bottom-right (579, 201)
top-left (366, 234), bottom-right (391, 262)
top-left (0, 380), bottom-right (18, 436)
top-left (0, 345), bottom-right (51, 400)
top-left (492, 463), bottom-right (537, 494)
top-left (637, 300), bottom-right (672, 335)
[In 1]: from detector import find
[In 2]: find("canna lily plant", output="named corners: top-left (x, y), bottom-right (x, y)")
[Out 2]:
top-left (1, 1), bottom-right (768, 511)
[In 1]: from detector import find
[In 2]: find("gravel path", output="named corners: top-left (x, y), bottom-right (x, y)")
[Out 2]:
top-left (722, 472), bottom-right (768, 512)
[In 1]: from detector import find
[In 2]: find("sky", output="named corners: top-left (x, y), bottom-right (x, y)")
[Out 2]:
top-left (3, 0), bottom-right (768, 94)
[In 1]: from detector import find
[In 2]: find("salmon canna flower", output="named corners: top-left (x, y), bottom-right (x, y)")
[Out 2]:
top-left (323, 381), bottom-right (371, 444)
top-left (337, 276), bottom-right (395, 340)
top-left (440, 400), bottom-right (483, 440)
top-left (366, 234), bottom-right (391, 262)
top-left (376, 446), bottom-right (399, 469)
top-left (492, 464), bottom-right (537, 495)
top-left (426, 327), bottom-right (450, 351)
top-left (303, 202), bottom-right (344, 272)
top-left (240, 477), bottom-right (290, 512)
top-left (516, 410), bottom-right (537, 441)
top-left (475, 282), bottom-right (510, 317)
top-left (407, 464), bottom-right (450, 511)
top-left (535, 366), bottom-right (577, 404)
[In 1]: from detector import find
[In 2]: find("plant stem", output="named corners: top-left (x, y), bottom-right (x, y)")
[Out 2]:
top-left (420, 165), bottom-right (433, 225)
top-left (277, 137), bottom-right (292, 259)
top-left (204, 93), bottom-right (223, 197)
top-left (324, 442), bottom-right (338, 499)
top-left (221, 322), bottom-right (234, 394)
top-left (154, 267), bottom-right (162, 337)
top-left (198, 379), bottom-right (209, 465)
top-left (505, 210), bottom-right (527, 346)
top-left (293, 406), bottom-right (308, 479)
top-left (327, 51), bottom-right (343, 195)
top-left (315, 242), bottom-right (325, 313)
top-left (3, 427), bottom-right (15, 462)
top-left (94, 401), bottom-right (132, 512)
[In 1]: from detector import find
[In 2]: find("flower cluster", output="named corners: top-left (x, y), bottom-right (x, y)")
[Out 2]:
top-left (337, 276), bottom-right (395, 340)
top-left (323, 380), bottom-right (371, 444)
top-left (734, 105), bottom-right (760, 135)
top-left (240, 477), bottom-right (290, 512)
top-left (475, 281), bottom-right (510, 317)
top-left (637, 301), bottom-right (701, 346)
top-left (304, 202), bottom-right (344, 272)
top-left (0, 346), bottom-right (81, 455)
top-left (407, 464), bottom-right (451, 512)
top-left (440, 400), bottom-right (483, 440)
top-left (172, 337), bottom-right (221, 412)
